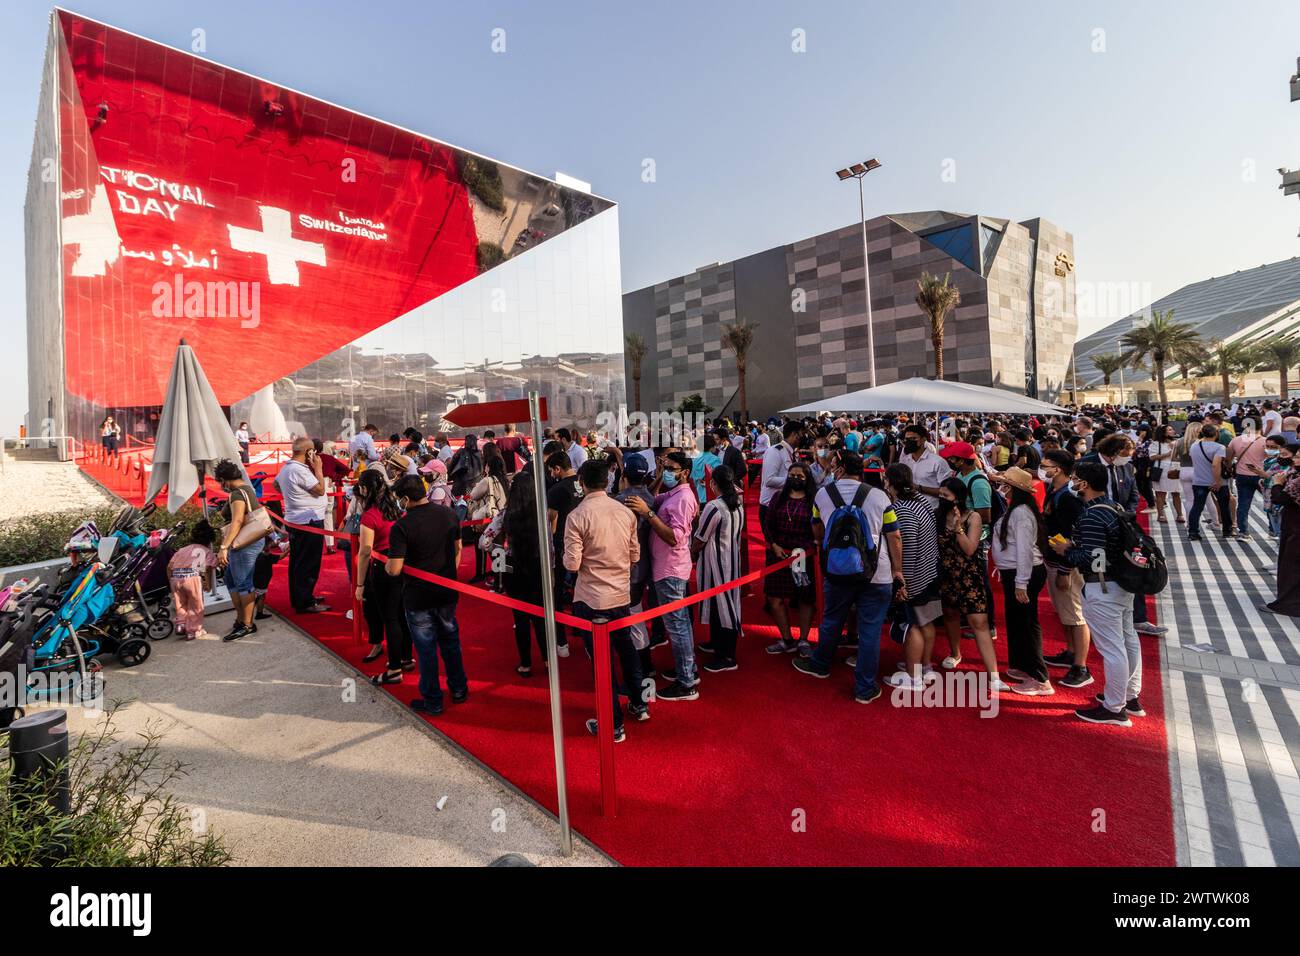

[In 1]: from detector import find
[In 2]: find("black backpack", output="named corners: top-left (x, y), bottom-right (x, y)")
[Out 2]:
top-left (967, 472), bottom-right (1007, 526)
top-left (1097, 503), bottom-right (1168, 596)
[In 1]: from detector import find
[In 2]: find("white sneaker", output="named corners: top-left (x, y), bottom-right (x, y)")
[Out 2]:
top-left (557, 643), bottom-right (571, 658)
top-left (896, 661), bottom-right (936, 677)
top-left (345, 609), bottom-right (353, 621)
top-left (844, 654), bottom-right (857, 668)
top-left (885, 672), bottom-right (924, 690)
top-left (989, 678), bottom-right (1012, 693)
top-left (941, 655), bottom-right (962, 670)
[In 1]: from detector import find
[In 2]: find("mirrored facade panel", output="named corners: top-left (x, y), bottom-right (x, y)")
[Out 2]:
top-left (32, 10), bottom-right (622, 448)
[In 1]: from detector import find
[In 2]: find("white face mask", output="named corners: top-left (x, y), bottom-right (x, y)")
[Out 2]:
top-left (1113, 455), bottom-right (1132, 466)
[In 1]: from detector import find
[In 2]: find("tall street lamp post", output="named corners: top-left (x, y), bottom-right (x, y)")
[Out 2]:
top-left (836, 158), bottom-right (883, 388)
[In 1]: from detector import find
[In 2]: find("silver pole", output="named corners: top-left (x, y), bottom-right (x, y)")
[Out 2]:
top-left (529, 390), bottom-right (572, 856)
top-left (1118, 364), bottom-right (1127, 406)
top-left (858, 176), bottom-right (877, 389)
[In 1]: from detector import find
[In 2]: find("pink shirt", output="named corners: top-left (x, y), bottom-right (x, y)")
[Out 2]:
top-left (169, 544), bottom-right (214, 577)
top-left (1228, 433), bottom-right (1268, 477)
top-left (650, 483), bottom-right (699, 582)
top-left (562, 490), bottom-right (640, 610)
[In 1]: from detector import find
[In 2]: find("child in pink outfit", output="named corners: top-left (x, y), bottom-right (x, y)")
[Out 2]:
top-left (168, 521), bottom-right (217, 640)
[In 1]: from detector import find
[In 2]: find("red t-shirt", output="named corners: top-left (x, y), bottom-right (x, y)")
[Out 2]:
top-left (496, 435), bottom-right (525, 472)
top-left (360, 506), bottom-right (395, 554)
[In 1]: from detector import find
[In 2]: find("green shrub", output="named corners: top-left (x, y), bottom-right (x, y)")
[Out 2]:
top-left (0, 505), bottom-right (203, 568)
top-left (460, 156), bottom-right (506, 212)
top-left (477, 241), bottom-right (505, 272)
top-left (0, 708), bottom-right (232, 866)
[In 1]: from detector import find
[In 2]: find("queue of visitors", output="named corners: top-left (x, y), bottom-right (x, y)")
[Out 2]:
top-left (219, 396), bottom-right (1300, 733)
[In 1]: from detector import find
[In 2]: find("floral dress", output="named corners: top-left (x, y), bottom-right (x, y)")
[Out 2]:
top-left (939, 512), bottom-right (989, 615)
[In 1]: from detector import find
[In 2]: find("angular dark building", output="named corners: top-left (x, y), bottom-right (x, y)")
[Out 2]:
top-left (622, 212), bottom-right (1076, 417)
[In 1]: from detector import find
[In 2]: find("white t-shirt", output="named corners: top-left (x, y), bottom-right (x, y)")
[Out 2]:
top-left (812, 478), bottom-right (896, 585)
top-left (276, 459), bottom-right (327, 523)
top-left (1263, 409), bottom-right (1282, 436)
top-left (235, 428), bottom-right (250, 444)
top-left (900, 449), bottom-right (952, 510)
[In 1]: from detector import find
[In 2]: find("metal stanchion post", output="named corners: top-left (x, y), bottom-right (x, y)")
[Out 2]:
top-left (529, 391), bottom-right (572, 855)
top-left (591, 619), bottom-right (618, 818)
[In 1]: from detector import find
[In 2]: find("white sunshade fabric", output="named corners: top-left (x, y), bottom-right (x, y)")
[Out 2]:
top-left (145, 341), bottom-right (249, 512)
top-left (780, 377), bottom-right (1072, 416)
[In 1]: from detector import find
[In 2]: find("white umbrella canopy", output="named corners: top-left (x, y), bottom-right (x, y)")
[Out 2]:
top-left (781, 377), bottom-right (1071, 416)
top-left (145, 340), bottom-right (248, 513)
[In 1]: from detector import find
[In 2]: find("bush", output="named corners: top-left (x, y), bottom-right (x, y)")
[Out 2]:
top-left (0, 709), bottom-right (232, 866)
top-left (460, 156), bottom-right (505, 212)
top-left (476, 241), bottom-right (505, 272)
top-left (0, 505), bottom-right (203, 568)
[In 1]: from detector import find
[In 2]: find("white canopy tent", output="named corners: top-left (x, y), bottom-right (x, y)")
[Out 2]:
top-left (781, 377), bottom-right (1071, 417)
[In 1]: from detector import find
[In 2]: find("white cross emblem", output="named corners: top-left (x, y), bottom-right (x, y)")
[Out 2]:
top-left (62, 184), bottom-right (122, 278)
top-left (227, 205), bottom-right (326, 285)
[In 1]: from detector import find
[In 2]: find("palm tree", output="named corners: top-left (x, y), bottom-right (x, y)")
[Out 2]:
top-left (1090, 352), bottom-right (1125, 388)
top-left (624, 332), bottom-right (648, 412)
top-left (721, 319), bottom-right (758, 421)
top-left (1258, 334), bottom-right (1300, 401)
top-left (1198, 340), bottom-right (1252, 403)
top-left (914, 272), bottom-right (961, 380)
top-left (1119, 308), bottom-right (1201, 406)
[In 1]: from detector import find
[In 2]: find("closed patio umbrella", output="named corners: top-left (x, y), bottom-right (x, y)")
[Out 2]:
top-left (145, 339), bottom-right (247, 513)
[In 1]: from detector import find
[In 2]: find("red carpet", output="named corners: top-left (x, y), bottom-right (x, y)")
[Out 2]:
top-left (266, 492), bottom-right (1175, 866)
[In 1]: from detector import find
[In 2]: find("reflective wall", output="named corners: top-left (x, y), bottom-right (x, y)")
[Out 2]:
top-left (40, 10), bottom-right (623, 448)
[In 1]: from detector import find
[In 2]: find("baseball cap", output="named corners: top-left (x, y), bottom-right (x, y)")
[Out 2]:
top-left (939, 441), bottom-right (977, 460)
top-left (621, 454), bottom-right (650, 482)
top-left (419, 458), bottom-right (447, 476)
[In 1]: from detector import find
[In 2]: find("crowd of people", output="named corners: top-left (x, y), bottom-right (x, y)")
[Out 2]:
top-left (199, 397), bottom-right (1300, 735)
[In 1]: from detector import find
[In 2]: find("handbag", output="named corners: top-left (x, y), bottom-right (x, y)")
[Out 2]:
top-left (229, 487), bottom-right (273, 549)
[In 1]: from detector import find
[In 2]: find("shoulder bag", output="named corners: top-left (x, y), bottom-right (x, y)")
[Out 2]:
top-left (230, 486), bottom-right (273, 549)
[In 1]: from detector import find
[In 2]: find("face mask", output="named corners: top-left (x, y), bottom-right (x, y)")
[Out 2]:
top-left (904, 439), bottom-right (921, 452)
top-left (397, 496), bottom-right (410, 511)
top-left (1113, 455), bottom-right (1132, 466)
top-left (1037, 468), bottom-right (1048, 480)
top-left (661, 472), bottom-right (679, 488)
top-left (788, 477), bottom-right (807, 490)
top-left (816, 448), bottom-right (829, 459)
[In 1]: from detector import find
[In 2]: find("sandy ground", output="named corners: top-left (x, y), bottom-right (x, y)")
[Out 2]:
top-left (55, 612), bottom-right (609, 867)
top-left (0, 458), bottom-right (116, 524)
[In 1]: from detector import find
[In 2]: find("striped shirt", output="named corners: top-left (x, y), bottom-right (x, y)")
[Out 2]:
top-left (891, 495), bottom-right (939, 595)
top-left (1063, 495), bottom-right (1121, 576)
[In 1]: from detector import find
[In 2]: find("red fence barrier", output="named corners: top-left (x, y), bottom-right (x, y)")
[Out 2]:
top-left (266, 510), bottom-right (799, 818)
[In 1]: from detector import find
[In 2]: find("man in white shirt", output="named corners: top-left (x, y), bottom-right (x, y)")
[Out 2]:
top-left (899, 423), bottom-right (951, 510)
top-left (759, 421), bottom-right (803, 515)
top-left (791, 450), bottom-right (902, 704)
top-left (1261, 401), bottom-right (1282, 437)
top-left (558, 427), bottom-right (587, 473)
top-left (348, 424), bottom-right (381, 465)
top-left (275, 438), bottom-right (329, 613)
top-left (434, 435), bottom-right (455, 462)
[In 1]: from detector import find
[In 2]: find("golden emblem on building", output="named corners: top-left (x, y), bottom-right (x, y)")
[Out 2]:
top-left (1054, 252), bottom-right (1074, 277)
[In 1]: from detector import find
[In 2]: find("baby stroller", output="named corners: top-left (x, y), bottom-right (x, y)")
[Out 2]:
top-left (0, 582), bottom-right (38, 728)
top-left (20, 538), bottom-right (123, 702)
top-left (96, 525), bottom-right (181, 651)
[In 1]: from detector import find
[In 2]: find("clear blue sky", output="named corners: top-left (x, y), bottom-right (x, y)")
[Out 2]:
top-left (3, 0), bottom-right (1299, 430)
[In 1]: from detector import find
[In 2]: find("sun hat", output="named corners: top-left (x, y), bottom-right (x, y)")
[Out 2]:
top-left (992, 465), bottom-right (1036, 494)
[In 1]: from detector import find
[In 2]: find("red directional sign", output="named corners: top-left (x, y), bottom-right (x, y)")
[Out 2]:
top-left (442, 398), bottom-right (547, 429)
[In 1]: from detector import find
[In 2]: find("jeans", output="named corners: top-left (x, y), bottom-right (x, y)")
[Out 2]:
top-left (1188, 485), bottom-right (1232, 538)
top-left (288, 518), bottom-right (325, 610)
top-left (224, 536), bottom-right (264, 594)
top-left (654, 577), bottom-right (697, 686)
top-left (811, 580), bottom-right (893, 697)
top-left (572, 601), bottom-right (644, 730)
top-left (1235, 475), bottom-right (1261, 535)
top-left (1002, 564), bottom-right (1049, 681)
top-left (1082, 581), bottom-right (1141, 711)
top-left (404, 603), bottom-right (467, 707)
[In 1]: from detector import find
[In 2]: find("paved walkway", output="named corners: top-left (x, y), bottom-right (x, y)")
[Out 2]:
top-left (1155, 503), bottom-right (1300, 867)
top-left (60, 611), bottom-right (609, 867)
